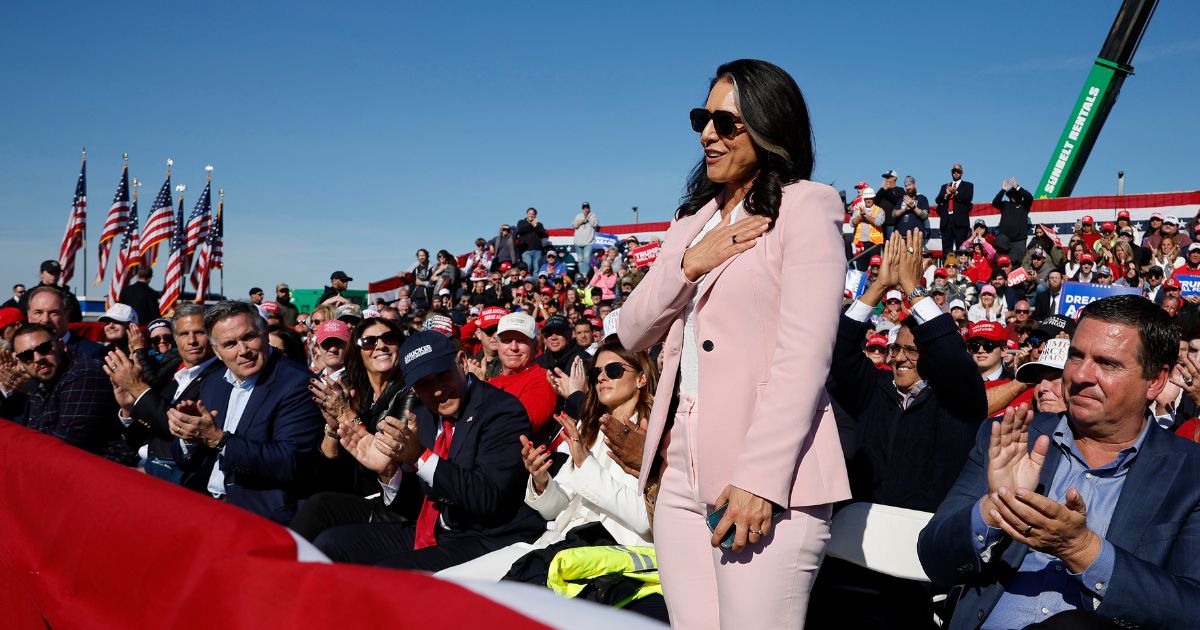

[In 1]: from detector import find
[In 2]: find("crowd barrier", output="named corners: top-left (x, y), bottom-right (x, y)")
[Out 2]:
top-left (0, 422), bottom-right (663, 629)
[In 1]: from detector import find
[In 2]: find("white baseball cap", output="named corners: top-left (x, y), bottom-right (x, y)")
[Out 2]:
top-left (948, 299), bottom-right (967, 311)
top-left (885, 289), bottom-right (904, 302)
top-left (496, 312), bottom-right (537, 340)
top-left (1016, 338), bottom-right (1071, 383)
top-left (99, 303), bottom-right (138, 325)
top-left (602, 308), bottom-right (621, 340)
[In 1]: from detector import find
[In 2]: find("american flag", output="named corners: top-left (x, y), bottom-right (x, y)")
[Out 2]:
top-left (191, 193), bottom-right (224, 301)
top-left (184, 181), bottom-right (211, 263)
top-left (140, 170), bottom-right (174, 267)
top-left (107, 194), bottom-right (142, 308)
top-left (159, 193), bottom-right (187, 315)
top-left (94, 164), bottom-right (130, 285)
top-left (57, 155), bottom-right (87, 286)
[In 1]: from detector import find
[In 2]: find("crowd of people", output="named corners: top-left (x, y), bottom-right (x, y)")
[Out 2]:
top-left (3, 58), bottom-right (1200, 629)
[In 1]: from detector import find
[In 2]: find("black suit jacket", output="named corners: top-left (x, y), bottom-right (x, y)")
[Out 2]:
top-left (936, 180), bottom-right (975, 227)
top-left (415, 378), bottom-right (545, 543)
top-left (118, 281), bottom-right (162, 326)
top-left (1033, 289), bottom-right (1062, 320)
top-left (124, 357), bottom-right (224, 460)
top-left (65, 333), bottom-right (108, 361)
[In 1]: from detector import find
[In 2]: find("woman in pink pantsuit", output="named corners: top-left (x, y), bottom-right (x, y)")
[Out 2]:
top-left (618, 59), bottom-right (850, 629)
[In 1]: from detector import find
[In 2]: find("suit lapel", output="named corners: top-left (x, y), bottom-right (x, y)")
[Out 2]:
top-left (448, 380), bottom-right (484, 461)
top-left (225, 353), bottom-right (278, 432)
top-left (1106, 425), bottom-right (1181, 551)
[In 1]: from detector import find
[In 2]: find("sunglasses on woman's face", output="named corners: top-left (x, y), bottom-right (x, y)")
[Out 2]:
top-left (150, 334), bottom-right (173, 346)
top-left (16, 340), bottom-right (55, 364)
top-left (357, 331), bottom-right (401, 350)
top-left (689, 108), bottom-right (742, 136)
top-left (589, 362), bottom-right (636, 382)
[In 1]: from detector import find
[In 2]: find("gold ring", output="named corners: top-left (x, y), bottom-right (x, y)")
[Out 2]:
top-left (750, 529), bottom-right (764, 536)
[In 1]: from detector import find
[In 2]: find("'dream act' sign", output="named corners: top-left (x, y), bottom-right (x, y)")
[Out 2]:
top-left (1057, 281), bottom-right (1141, 318)
top-left (1176, 273), bottom-right (1200, 298)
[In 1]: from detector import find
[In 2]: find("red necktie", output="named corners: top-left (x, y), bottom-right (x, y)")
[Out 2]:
top-left (413, 418), bottom-right (455, 550)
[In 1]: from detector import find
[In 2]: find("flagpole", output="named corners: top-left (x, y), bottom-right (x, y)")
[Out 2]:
top-left (218, 188), bottom-right (225, 300)
top-left (80, 147), bottom-right (88, 300)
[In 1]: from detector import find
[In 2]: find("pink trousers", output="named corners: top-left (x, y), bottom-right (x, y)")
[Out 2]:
top-left (654, 394), bottom-right (831, 629)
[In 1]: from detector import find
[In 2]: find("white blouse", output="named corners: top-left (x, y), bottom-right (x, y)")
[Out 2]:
top-left (680, 202), bottom-right (742, 396)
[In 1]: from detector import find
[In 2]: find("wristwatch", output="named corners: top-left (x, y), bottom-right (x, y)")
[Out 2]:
top-left (214, 431), bottom-right (233, 450)
top-left (907, 286), bottom-right (929, 302)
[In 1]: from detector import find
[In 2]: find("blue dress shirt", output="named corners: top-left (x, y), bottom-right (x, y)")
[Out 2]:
top-left (972, 414), bottom-right (1150, 629)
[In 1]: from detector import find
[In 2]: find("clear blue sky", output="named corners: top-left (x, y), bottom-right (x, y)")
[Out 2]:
top-left (2, 1), bottom-right (1198, 302)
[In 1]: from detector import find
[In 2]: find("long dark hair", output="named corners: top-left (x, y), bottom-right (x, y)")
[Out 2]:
top-left (343, 317), bottom-right (406, 415)
top-left (675, 59), bottom-right (816, 226)
top-left (577, 339), bottom-right (659, 449)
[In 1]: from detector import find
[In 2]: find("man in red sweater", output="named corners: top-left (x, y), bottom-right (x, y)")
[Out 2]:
top-left (487, 312), bottom-right (556, 443)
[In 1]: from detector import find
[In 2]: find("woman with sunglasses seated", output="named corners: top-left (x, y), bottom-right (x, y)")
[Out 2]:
top-left (435, 339), bottom-right (658, 583)
top-left (618, 60), bottom-right (851, 629)
top-left (291, 317), bottom-right (417, 541)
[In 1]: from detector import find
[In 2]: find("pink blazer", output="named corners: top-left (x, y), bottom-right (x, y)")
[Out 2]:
top-left (618, 180), bottom-right (851, 509)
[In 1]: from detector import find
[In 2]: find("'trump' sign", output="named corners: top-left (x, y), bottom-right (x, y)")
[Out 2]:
top-left (1057, 281), bottom-right (1141, 318)
top-left (1175, 273), bottom-right (1200, 298)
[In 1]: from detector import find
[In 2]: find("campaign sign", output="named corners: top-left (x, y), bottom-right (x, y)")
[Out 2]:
top-left (1006, 267), bottom-right (1029, 287)
top-left (593, 233), bottom-right (618, 249)
top-left (1057, 281), bottom-right (1141, 318)
top-left (1176, 273), bottom-right (1200, 298)
top-left (845, 269), bottom-right (868, 299)
top-left (630, 242), bottom-right (660, 268)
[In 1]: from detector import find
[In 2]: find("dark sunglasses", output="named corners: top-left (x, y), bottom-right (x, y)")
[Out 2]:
top-left (357, 331), bottom-right (401, 350)
top-left (589, 362), bottom-right (636, 382)
top-left (319, 339), bottom-right (346, 351)
top-left (967, 341), bottom-right (1003, 353)
top-left (16, 340), bottom-right (55, 364)
top-left (689, 108), bottom-right (742, 136)
top-left (150, 334), bottom-right (173, 345)
top-left (1014, 309), bottom-right (1032, 314)
top-left (1024, 336), bottom-right (1045, 348)
top-left (951, 169), bottom-right (963, 174)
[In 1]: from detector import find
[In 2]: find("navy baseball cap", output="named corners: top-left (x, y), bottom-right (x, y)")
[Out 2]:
top-left (399, 331), bottom-right (458, 385)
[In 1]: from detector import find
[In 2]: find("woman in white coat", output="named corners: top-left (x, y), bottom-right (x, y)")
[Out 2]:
top-left (436, 339), bottom-right (659, 580)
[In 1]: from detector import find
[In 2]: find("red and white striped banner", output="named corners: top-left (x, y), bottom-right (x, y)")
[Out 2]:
top-left (0, 422), bottom-right (662, 629)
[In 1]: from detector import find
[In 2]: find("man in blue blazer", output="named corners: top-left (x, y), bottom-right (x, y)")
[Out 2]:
top-left (168, 301), bottom-right (324, 524)
top-left (919, 294), bottom-right (1200, 629)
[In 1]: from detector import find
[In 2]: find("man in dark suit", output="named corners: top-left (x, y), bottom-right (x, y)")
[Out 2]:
top-left (313, 331), bottom-right (544, 571)
top-left (919, 295), bottom-right (1200, 629)
top-left (935, 163), bottom-right (975, 255)
top-left (117, 265), bottom-right (162, 326)
top-left (1033, 271), bottom-right (1065, 321)
top-left (167, 300), bottom-right (324, 524)
top-left (104, 303), bottom-right (221, 484)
